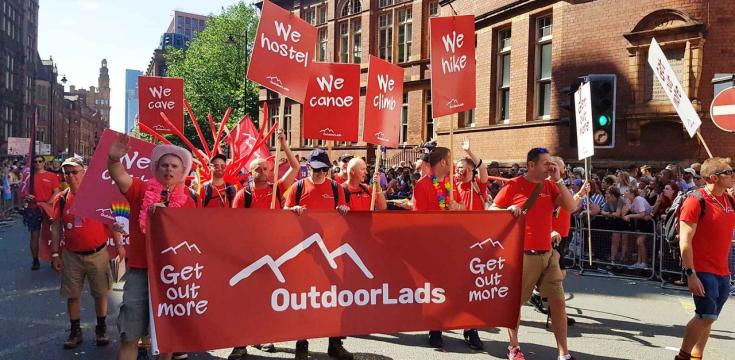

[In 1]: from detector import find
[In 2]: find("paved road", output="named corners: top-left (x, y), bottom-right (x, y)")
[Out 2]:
top-left (0, 217), bottom-right (733, 359)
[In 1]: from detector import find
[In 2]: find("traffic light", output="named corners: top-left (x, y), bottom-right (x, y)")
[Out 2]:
top-left (563, 78), bottom-right (584, 147)
top-left (588, 74), bottom-right (616, 148)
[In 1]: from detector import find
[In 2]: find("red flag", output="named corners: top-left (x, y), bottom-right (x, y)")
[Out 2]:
top-left (226, 115), bottom-right (271, 166)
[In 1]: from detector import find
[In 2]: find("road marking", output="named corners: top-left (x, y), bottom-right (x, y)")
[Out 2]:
top-left (665, 347), bottom-right (679, 352)
top-left (679, 300), bottom-right (695, 312)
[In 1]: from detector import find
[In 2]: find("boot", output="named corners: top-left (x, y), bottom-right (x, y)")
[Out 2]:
top-left (463, 329), bottom-right (484, 350)
top-left (31, 258), bottom-right (40, 271)
top-left (295, 340), bottom-right (309, 360)
top-left (63, 326), bottom-right (83, 349)
top-left (227, 346), bottom-right (248, 359)
top-left (327, 338), bottom-right (353, 360)
top-left (95, 324), bottom-right (109, 346)
top-left (428, 331), bottom-right (443, 348)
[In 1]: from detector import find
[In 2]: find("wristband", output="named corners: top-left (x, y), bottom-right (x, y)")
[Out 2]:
top-left (555, 178), bottom-right (564, 185)
top-left (475, 159), bottom-right (483, 168)
top-left (51, 252), bottom-right (59, 258)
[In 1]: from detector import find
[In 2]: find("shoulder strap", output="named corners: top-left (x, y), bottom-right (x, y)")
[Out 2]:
top-left (243, 188), bottom-right (253, 208)
top-left (691, 190), bottom-right (706, 219)
top-left (226, 185), bottom-right (236, 204)
top-left (59, 189), bottom-right (70, 220)
top-left (202, 183), bottom-right (213, 207)
top-left (295, 179), bottom-right (304, 207)
top-left (330, 180), bottom-right (341, 208)
top-left (523, 182), bottom-right (544, 212)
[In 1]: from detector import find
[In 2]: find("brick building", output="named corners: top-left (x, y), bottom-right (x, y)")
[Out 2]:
top-left (258, 0), bottom-right (735, 167)
top-left (34, 56), bottom-right (66, 155)
top-left (0, 0), bottom-right (39, 152)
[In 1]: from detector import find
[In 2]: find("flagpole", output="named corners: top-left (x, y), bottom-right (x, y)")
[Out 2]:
top-left (270, 96), bottom-right (286, 209)
top-left (449, 114), bottom-right (455, 204)
top-left (585, 157), bottom-right (593, 266)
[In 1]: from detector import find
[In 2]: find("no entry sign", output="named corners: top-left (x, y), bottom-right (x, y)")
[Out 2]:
top-left (710, 87), bottom-right (735, 132)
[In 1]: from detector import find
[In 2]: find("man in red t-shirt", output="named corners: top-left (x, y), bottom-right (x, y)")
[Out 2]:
top-left (107, 134), bottom-right (195, 360)
top-left (283, 148), bottom-right (352, 360)
top-left (199, 154), bottom-right (237, 208)
top-left (342, 158), bottom-right (386, 211)
top-left (676, 157), bottom-right (735, 360)
top-left (332, 154), bottom-right (353, 185)
top-left (454, 138), bottom-right (489, 211)
top-left (411, 146), bottom-right (485, 351)
top-left (49, 157), bottom-right (123, 350)
top-left (23, 155), bottom-right (61, 270)
top-left (491, 147), bottom-right (588, 360)
top-left (232, 129), bottom-right (299, 211)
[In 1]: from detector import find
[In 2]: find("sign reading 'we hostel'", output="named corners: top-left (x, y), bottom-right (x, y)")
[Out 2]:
top-left (247, 0), bottom-right (317, 103)
top-left (146, 209), bottom-right (524, 354)
top-left (430, 15), bottom-right (476, 118)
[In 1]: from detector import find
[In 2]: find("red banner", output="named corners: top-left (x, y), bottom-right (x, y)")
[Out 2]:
top-left (363, 56), bottom-right (404, 148)
top-left (69, 129), bottom-right (154, 232)
top-left (429, 16), bottom-right (476, 118)
top-left (225, 115), bottom-right (271, 165)
top-left (247, 0), bottom-right (317, 103)
top-left (138, 76), bottom-right (184, 134)
top-left (303, 63), bottom-right (361, 142)
top-left (146, 209), bottom-right (523, 353)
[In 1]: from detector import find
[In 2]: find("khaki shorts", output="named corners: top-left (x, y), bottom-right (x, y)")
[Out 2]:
top-left (520, 250), bottom-right (565, 304)
top-left (117, 269), bottom-right (149, 342)
top-left (60, 247), bottom-right (112, 299)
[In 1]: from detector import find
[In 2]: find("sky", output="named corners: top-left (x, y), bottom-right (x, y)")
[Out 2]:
top-left (38, 0), bottom-right (246, 132)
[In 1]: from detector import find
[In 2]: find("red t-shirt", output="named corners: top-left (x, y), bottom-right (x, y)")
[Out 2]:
top-left (199, 182), bottom-right (234, 208)
top-left (124, 178), bottom-right (196, 269)
top-left (284, 179), bottom-right (346, 210)
top-left (334, 174), bottom-right (347, 185)
top-left (412, 175), bottom-right (454, 211)
top-left (29, 171), bottom-right (61, 208)
top-left (53, 191), bottom-right (109, 252)
top-left (232, 181), bottom-right (287, 209)
top-left (343, 183), bottom-right (373, 211)
top-left (494, 177), bottom-right (561, 251)
top-left (680, 189), bottom-right (735, 276)
top-left (456, 179), bottom-right (488, 211)
top-left (552, 208), bottom-right (572, 237)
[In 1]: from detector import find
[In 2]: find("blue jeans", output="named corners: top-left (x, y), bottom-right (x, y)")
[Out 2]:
top-left (692, 272), bottom-right (730, 320)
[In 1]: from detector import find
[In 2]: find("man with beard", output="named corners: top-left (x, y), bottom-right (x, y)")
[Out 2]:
top-left (200, 154), bottom-right (237, 208)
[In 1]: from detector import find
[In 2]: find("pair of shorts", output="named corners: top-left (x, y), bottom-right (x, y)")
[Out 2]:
top-left (693, 272), bottom-right (730, 320)
top-left (22, 207), bottom-right (43, 232)
top-left (520, 250), bottom-right (565, 304)
top-left (632, 218), bottom-right (653, 234)
top-left (117, 269), bottom-right (149, 342)
top-left (60, 247), bottom-right (111, 298)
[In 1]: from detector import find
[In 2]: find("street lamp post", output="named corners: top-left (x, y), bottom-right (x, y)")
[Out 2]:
top-left (227, 28), bottom-right (250, 119)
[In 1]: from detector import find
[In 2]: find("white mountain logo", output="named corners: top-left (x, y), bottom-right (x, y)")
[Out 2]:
top-left (266, 76), bottom-right (290, 92)
top-left (446, 98), bottom-right (464, 109)
top-left (374, 132), bottom-right (389, 142)
top-left (162, 241), bottom-right (202, 255)
top-left (319, 128), bottom-right (342, 137)
top-left (229, 233), bottom-right (374, 286)
top-left (152, 124), bottom-right (171, 131)
top-left (469, 237), bottom-right (504, 250)
top-left (95, 208), bottom-right (115, 221)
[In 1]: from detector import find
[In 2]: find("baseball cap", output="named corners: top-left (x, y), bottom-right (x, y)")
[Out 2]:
top-left (683, 168), bottom-right (697, 176)
top-left (61, 156), bottom-right (85, 168)
top-left (308, 148), bottom-right (331, 169)
top-left (339, 154), bottom-right (354, 163)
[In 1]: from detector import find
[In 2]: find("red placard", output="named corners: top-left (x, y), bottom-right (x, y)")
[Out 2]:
top-left (429, 16), bottom-right (476, 118)
top-left (363, 56), bottom-right (405, 148)
top-left (247, 0), bottom-right (317, 103)
top-left (147, 209), bottom-right (523, 353)
top-left (303, 63), bottom-right (361, 142)
top-left (69, 129), bottom-right (155, 232)
top-left (138, 76), bottom-right (184, 134)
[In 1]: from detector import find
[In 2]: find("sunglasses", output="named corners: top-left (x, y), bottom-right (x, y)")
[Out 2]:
top-left (34, 160), bottom-right (44, 164)
top-left (313, 167), bottom-right (330, 173)
top-left (63, 170), bottom-right (83, 176)
top-left (209, 163), bottom-right (226, 168)
top-left (715, 169), bottom-right (734, 176)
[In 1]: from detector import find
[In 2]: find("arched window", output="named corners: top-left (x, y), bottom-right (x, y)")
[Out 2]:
top-left (341, 0), bottom-right (361, 17)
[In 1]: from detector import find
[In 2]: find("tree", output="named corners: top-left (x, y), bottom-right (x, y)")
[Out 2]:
top-left (165, 2), bottom-right (259, 151)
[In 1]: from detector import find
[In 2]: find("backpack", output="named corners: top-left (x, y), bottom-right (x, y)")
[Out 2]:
top-left (202, 183), bottom-right (236, 207)
top-left (341, 183), bottom-right (371, 205)
top-left (661, 188), bottom-right (735, 247)
top-left (241, 185), bottom-right (283, 208)
top-left (294, 178), bottom-right (347, 208)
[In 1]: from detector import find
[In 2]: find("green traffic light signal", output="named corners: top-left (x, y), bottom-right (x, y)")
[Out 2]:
top-left (598, 114), bottom-right (610, 127)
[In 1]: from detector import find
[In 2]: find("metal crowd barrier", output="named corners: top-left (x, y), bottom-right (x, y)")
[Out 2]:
top-left (658, 221), bottom-right (688, 290)
top-left (571, 214), bottom-right (657, 280)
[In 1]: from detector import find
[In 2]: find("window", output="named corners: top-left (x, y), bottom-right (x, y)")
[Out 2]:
top-left (397, 8), bottom-right (412, 63)
top-left (459, 109), bottom-right (475, 128)
top-left (341, 0), bottom-right (361, 17)
top-left (425, 90), bottom-right (435, 141)
top-left (338, 20), bottom-right (362, 64)
top-left (317, 27), bottom-right (328, 62)
top-left (284, 105), bottom-right (292, 144)
top-left (268, 106), bottom-right (279, 147)
top-left (429, 1), bottom-right (439, 17)
top-left (400, 93), bottom-right (409, 144)
top-left (379, 0), bottom-right (410, 7)
top-left (497, 28), bottom-right (511, 123)
top-left (645, 47), bottom-right (685, 102)
top-left (303, 8), bottom-right (316, 25)
top-left (535, 15), bottom-right (552, 118)
top-left (317, 5), bottom-right (327, 25)
top-left (378, 13), bottom-right (393, 62)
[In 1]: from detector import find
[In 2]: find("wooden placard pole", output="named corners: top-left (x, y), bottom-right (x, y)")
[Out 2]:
top-left (585, 157), bottom-right (593, 266)
top-left (370, 146), bottom-right (383, 211)
top-left (270, 96), bottom-right (287, 209)
top-left (695, 130), bottom-right (714, 159)
top-left (449, 114), bottom-right (455, 204)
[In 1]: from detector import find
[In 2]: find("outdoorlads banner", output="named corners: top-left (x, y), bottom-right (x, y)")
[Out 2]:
top-left (247, 0), bottom-right (317, 103)
top-left (303, 62), bottom-right (361, 142)
top-left (146, 209), bottom-right (524, 353)
top-left (429, 15), bottom-right (476, 118)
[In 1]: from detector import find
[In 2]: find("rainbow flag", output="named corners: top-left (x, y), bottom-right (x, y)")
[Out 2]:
top-left (111, 202), bottom-right (130, 219)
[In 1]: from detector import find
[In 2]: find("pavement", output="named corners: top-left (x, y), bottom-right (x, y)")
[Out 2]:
top-left (0, 216), bottom-right (734, 360)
